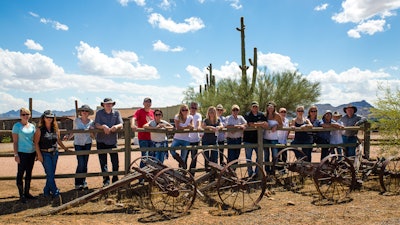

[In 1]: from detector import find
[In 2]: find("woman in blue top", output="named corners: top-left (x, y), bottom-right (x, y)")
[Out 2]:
top-left (12, 108), bottom-right (36, 203)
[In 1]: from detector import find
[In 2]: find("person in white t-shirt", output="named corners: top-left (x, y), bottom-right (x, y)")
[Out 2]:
top-left (170, 104), bottom-right (193, 168)
top-left (143, 109), bottom-right (173, 163)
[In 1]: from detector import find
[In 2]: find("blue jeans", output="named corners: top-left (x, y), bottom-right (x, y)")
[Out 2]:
top-left (170, 139), bottom-right (190, 167)
top-left (97, 142), bottom-right (119, 185)
top-left (139, 140), bottom-right (154, 168)
top-left (263, 139), bottom-right (278, 174)
top-left (244, 142), bottom-right (258, 176)
top-left (153, 141), bottom-right (168, 163)
top-left (75, 143), bottom-right (91, 186)
top-left (227, 138), bottom-right (242, 163)
top-left (42, 151), bottom-right (59, 197)
top-left (202, 140), bottom-right (218, 164)
top-left (342, 135), bottom-right (358, 157)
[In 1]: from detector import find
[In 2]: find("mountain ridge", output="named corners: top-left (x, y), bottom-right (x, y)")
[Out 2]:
top-left (0, 100), bottom-right (373, 119)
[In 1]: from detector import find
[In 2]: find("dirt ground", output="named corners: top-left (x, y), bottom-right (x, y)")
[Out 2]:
top-left (0, 141), bottom-right (399, 225)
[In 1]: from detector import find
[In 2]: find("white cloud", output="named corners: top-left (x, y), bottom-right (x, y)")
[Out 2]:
top-left (347, 19), bottom-right (386, 38)
top-left (118, 0), bottom-right (146, 7)
top-left (332, 0), bottom-right (400, 38)
top-left (112, 50), bottom-right (139, 63)
top-left (153, 40), bottom-right (184, 52)
top-left (305, 67), bottom-right (394, 106)
top-left (227, 0), bottom-right (242, 10)
top-left (76, 41), bottom-right (159, 79)
top-left (24, 39), bottom-right (43, 51)
top-left (258, 52), bottom-right (298, 73)
top-left (148, 13), bottom-right (205, 33)
top-left (39, 18), bottom-right (69, 31)
top-left (314, 3), bottom-right (328, 11)
top-left (28, 12), bottom-right (39, 18)
top-left (159, 0), bottom-right (175, 10)
top-left (0, 48), bottom-right (64, 80)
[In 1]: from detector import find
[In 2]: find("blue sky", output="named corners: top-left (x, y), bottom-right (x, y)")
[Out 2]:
top-left (1, 0), bottom-right (400, 114)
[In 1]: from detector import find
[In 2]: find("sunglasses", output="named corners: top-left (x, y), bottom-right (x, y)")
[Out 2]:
top-left (21, 114), bottom-right (30, 116)
top-left (155, 113), bottom-right (162, 116)
top-left (310, 110), bottom-right (317, 113)
top-left (297, 110), bottom-right (304, 112)
top-left (252, 105), bottom-right (258, 108)
top-left (280, 111), bottom-right (287, 113)
top-left (217, 109), bottom-right (223, 111)
top-left (232, 109), bottom-right (239, 112)
top-left (190, 107), bottom-right (197, 110)
top-left (181, 109), bottom-right (188, 112)
top-left (81, 110), bottom-right (89, 112)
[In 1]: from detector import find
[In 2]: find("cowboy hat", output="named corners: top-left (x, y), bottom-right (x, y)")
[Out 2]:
top-left (101, 98), bottom-right (116, 107)
top-left (343, 104), bottom-right (357, 113)
top-left (78, 104), bottom-right (94, 115)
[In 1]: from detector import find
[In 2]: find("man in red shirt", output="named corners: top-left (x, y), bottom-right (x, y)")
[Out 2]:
top-left (131, 97), bottom-right (154, 158)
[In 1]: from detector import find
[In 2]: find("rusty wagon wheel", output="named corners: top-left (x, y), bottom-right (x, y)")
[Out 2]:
top-left (191, 149), bottom-right (228, 193)
top-left (150, 167), bottom-right (196, 218)
top-left (313, 154), bottom-right (356, 203)
top-left (129, 156), bottom-right (162, 173)
top-left (379, 157), bottom-right (400, 195)
top-left (216, 159), bottom-right (266, 213)
top-left (272, 147), bottom-right (310, 192)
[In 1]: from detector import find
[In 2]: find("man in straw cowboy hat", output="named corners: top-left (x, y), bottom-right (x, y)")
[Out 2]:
top-left (341, 104), bottom-right (367, 157)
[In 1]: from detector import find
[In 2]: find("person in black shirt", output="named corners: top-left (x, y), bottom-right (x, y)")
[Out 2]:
top-left (243, 101), bottom-right (268, 177)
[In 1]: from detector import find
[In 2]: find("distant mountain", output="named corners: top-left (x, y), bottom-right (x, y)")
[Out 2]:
top-left (0, 109), bottom-right (76, 119)
top-left (0, 100), bottom-right (374, 119)
top-left (315, 100), bottom-right (373, 117)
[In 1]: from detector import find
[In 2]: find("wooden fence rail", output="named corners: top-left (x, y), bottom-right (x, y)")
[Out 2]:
top-left (0, 120), bottom-right (370, 181)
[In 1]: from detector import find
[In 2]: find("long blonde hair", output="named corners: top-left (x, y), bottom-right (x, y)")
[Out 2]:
top-left (206, 106), bottom-right (218, 123)
top-left (176, 104), bottom-right (189, 123)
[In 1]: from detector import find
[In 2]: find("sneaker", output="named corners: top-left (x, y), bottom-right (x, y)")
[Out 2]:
top-left (82, 183), bottom-right (88, 190)
top-left (52, 194), bottom-right (62, 207)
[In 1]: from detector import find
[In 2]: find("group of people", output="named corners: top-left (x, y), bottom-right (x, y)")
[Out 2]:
top-left (12, 97), bottom-right (366, 204)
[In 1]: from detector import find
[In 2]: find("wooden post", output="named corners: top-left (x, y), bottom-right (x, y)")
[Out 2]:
top-left (75, 100), bottom-right (79, 117)
top-left (124, 119), bottom-right (132, 174)
top-left (257, 127), bottom-right (264, 178)
top-left (29, 98), bottom-right (32, 122)
top-left (363, 122), bottom-right (371, 159)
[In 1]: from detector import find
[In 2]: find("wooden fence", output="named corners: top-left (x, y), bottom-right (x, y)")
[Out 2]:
top-left (0, 120), bottom-right (371, 181)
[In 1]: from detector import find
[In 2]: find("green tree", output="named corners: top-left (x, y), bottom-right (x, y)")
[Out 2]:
top-left (184, 70), bottom-right (320, 116)
top-left (370, 84), bottom-right (400, 156)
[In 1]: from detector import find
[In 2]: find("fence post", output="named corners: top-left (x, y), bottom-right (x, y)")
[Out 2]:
top-left (124, 119), bottom-right (132, 174)
top-left (257, 127), bottom-right (264, 178)
top-left (363, 122), bottom-right (371, 159)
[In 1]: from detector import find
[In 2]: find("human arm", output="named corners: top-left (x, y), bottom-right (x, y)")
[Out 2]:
top-left (57, 130), bottom-right (69, 151)
top-left (34, 129), bottom-right (43, 163)
top-left (12, 133), bottom-right (20, 164)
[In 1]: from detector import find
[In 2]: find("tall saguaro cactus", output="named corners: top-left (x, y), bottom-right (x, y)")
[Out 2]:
top-left (237, 17), bottom-right (257, 103)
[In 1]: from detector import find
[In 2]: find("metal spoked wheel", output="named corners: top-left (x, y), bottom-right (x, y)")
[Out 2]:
top-left (129, 156), bottom-right (161, 174)
top-left (217, 159), bottom-right (266, 213)
top-left (380, 157), bottom-right (400, 195)
top-left (313, 154), bottom-right (356, 203)
top-left (272, 147), bottom-right (310, 192)
top-left (191, 149), bottom-right (228, 193)
top-left (150, 167), bottom-right (197, 218)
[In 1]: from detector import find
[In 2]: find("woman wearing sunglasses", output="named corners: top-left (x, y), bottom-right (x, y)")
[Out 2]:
top-left (143, 109), bottom-right (173, 163)
top-left (12, 108), bottom-right (36, 203)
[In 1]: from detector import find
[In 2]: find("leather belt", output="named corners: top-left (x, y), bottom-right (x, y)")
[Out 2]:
top-left (40, 148), bottom-right (56, 153)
